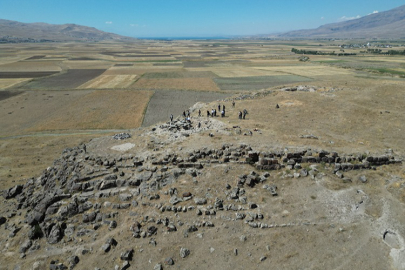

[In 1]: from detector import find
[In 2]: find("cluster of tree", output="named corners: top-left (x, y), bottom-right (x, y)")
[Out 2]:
top-left (361, 49), bottom-right (405, 55)
top-left (291, 48), bottom-right (356, 56)
top-left (386, 50), bottom-right (405, 55)
top-left (362, 48), bottom-right (383, 54)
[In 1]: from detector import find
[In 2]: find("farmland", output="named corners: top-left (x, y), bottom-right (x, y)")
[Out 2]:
top-left (1, 39), bottom-right (405, 270)
top-left (1, 39), bottom-right (405, 183)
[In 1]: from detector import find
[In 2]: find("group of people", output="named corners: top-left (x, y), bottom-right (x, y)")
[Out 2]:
top-left (238, 109), bottom-right (248, 119)
top-left (170, 99), bottom-right (249, 124)
top-left (207, 104), bottom-right (226, 118)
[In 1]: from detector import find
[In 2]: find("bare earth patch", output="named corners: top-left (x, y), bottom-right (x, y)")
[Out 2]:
top-left (111, 142), bottom-right (136, 152)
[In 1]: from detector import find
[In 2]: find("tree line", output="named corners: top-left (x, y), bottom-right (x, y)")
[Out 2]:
top-left (291, 48), bottom-right (356, 56)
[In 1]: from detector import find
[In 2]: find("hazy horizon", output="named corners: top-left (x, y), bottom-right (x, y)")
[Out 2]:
top-left (1, 0), bottom-right (404, 38)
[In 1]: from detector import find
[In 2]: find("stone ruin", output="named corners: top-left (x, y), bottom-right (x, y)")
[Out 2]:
top-left (0, 141), bottom-right (402, 269)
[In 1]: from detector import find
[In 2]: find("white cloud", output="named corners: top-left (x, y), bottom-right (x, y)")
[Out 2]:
top-left (321, 16), bottom-right (324, 20)
top-left (369, 10), bottom-right (379, 15)
top-left (130, 24), bottom-right (146, 28)
top-left (105, 21), bottom-right (113, 24)
top-left (338, 15), bottom-right (361, 22)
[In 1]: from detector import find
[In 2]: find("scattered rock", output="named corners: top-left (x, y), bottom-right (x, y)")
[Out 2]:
top-left (359, 175), bottom-right (367, 183)
top-left (180, 247), bottom-right (190, 258)
top-left (102, 238), bottom-right (117, 252)
top-left (120, 249), bottom-right (134, 261)
top-left (19, 239), bottom-right (32, 253)
top-left (169, 196), bottom-right (183, 205)
top-left (0, 216), bottom-right (6, 226)
top-left (164, 257), bottom-right (174, 265)
top-left (113, 133), bottom-right (131, 140)
top-left (194, 198), bottom-right (207, 205)
top-left (154, 263), bottom-right (163, 270)
top-left (67, 255), bottom-right (79, 269)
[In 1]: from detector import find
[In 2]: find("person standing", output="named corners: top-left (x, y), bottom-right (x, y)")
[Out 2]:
top-left (170, 114), bottom-right (173, 122)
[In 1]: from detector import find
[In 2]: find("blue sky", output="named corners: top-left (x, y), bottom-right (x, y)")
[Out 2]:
top-left (0, 0), bottom-right (404, 37)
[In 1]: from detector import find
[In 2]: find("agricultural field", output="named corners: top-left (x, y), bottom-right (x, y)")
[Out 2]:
top-left (213, 75), bottom-right (313, 90)
top-left (141, 90), bottom-right (231, 127)
top-left (78, 75), bottom-right (138, 89)
top-left (19, 69), bottom-right (106, 89)
top-left (0, 78), bottom-right (32, 89)
top-left (1, 38), bottom-right (405, 182)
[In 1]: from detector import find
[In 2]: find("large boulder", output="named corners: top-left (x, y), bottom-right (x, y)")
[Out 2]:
top-left (3, 185), bottom-right (23, 199)
top-left (47, 224), bottom-right (63, 244)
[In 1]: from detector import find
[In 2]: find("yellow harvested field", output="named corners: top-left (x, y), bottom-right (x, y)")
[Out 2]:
top-left (78, 75), bottom-right (137, 89)
top-left (0, 61), bottom-right (62, 72)
top-left (134, 78), bottom-right (220, 91)
top-left (25, 90), bottom-right (153, 131)
top-left (0, 78), bottom-right (31, 89)
top-left (253, 65), bottom-right (352, 76)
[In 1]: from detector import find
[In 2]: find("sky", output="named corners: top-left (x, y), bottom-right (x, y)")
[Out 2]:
top-left (0, 0), bottom-right (404, 38)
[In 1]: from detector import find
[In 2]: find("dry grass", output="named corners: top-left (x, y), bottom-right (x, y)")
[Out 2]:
top-left (133, 77), bottom-right (220, 91)
top-left (78, 75), bottom-right (138, 89)
top-left (25, 90), bottom-right (153, 131)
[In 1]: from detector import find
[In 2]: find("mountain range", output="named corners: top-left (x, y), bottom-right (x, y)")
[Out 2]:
top-left (277, 4), bottom-right (405, 39)
top-left (2, 4), bottom-right (405, 42)
top-left (0, 19), bottom-right (134, 42)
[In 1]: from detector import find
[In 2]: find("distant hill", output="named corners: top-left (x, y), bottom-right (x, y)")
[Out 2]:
top-left (0, 19), bottom-right (135, 42)
top-left (277, 5), bottom-right (405, 39)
